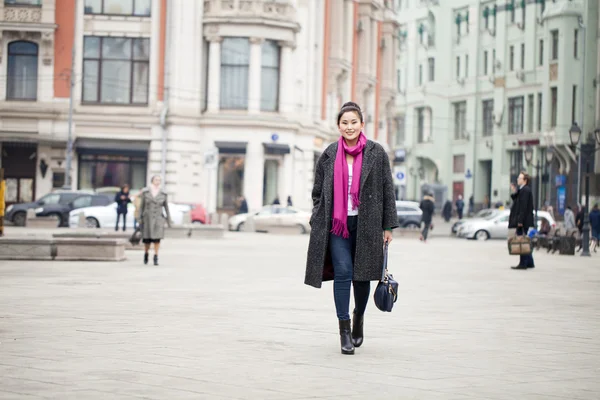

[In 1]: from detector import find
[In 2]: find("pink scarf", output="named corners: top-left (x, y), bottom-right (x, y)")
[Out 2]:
top-left (331, 132), bottom-right (367, 238)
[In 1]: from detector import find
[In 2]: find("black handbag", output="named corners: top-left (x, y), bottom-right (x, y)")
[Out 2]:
top-left (373, 242), bottom-right (399, 312)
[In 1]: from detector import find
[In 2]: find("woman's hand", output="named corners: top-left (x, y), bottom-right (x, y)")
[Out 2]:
top-left (383, 230), bottom-right (393, 244)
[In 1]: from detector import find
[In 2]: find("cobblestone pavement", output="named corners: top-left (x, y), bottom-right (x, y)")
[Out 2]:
top-left (0, 232), bottom-right (599, 399)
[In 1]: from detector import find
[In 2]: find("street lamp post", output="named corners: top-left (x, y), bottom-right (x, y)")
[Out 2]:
top-left (569, 123), bottom-right (600, 257)
top-left (524, 145), bottom-right (554, 226)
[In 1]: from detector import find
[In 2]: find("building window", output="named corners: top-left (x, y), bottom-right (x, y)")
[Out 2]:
top-left (78, 153), bottom-right (147, 191)
top-left (539, 39), bottom-right (543, 66)
top-left (217, 155), bottom-right (245, 211)
top-left (82, 36), bottom-right (150, 105)
top-left (571, 85), bottom-right (577, 124)
top-left (465, 54), bottom-right (469, 77)
top-left (537, 92), bottom-right (542, 131)
top-left (453, 155), bottom-right (465, 173)
top-left (482, 99), bottom-right (493, 137)
top-left (220, 38), bottom-right (250, 110)
top-left (510, 3), bottom-right (516, 23)
top-left (428, 57), bottom-right (435, 81)
top-left (417, 107), bottom-right (425, 143)
top-left (261, 40), bottom-right (280, 111)
top-left (84, 0), bottom-right (151, 16)
top-left (7, 41), bottom-right (38, 101)
top-left (520, 43), bottom-right (525, 69)
top-left (527, 94), bottom-right (534, 133)
top-left (551, 29), bottom-right (558, 60)
top-left (551, 87), bottom-right (557, 128)
top-left (5, 0), bottom-right (41, 5)
top-left (508, 96), bottom-right (524, 134)
top-left (453, 101), bottom-right (467, 140)
top-left (492, 49), bottom-right (496, 73)
top-left (456, 56), bottom-right (460, 78)
top-left (395, 115), bottom-right (405, 145)
top-left (574, 29), bottom-right (578, 58)
top-left (509, 45), bottom-right (514, 71)
top-left (418, 64), bottom-right (423, 85)
top-left (483, 50), bottom-right (488, 75)
top-left (509, 150), bottom-right (524, 183)
top-left (263, 159), bottom-right (279, 205)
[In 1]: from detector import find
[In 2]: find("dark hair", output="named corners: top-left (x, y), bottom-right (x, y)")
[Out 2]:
top-left (337, 101), bottom-right (363, 125)
top-left (519, 171), bottom-right (530, 185)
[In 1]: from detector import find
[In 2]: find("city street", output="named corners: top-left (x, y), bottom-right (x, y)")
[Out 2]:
top-left (0, 232), bottom-right (599, 400)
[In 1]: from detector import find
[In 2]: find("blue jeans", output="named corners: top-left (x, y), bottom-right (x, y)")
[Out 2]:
top-left (329, 216), bottom-right (371, 320)
top-left (516, 227), bottom-right (534, 266)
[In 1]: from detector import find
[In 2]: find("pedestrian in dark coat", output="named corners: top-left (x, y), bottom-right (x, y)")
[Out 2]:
top-left (456, 195), bottom-right (465, 219)
top-left (419, 193), bottom-right (435, 242)
top-left (508, 172), bottom-right (535, 269)
top-left (139, 175), bottom-right (171, 266)
top-left (304, 102), bottom-right (398, 355)
top-left (442, 200), bottom-right (452, 222)
top-left (114, 184), bottom-right (131, 231)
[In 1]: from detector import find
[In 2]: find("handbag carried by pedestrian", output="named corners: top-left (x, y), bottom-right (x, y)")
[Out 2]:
top-left (373, 242), bottom-right (399, 312)
top-left (508, 233), bottom-right (532, 255)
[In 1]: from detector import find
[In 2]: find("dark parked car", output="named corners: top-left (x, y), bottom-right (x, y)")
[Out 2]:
top-left (4, 191), bottom-right (112, 227)
top-left (396, 200), bottom-right (423, 229)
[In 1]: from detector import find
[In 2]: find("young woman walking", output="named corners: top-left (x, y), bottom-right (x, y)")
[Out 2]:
top-left (305, 102), bottom-right (399, 355)
top-left (139, 175), bottom-right (171, 266)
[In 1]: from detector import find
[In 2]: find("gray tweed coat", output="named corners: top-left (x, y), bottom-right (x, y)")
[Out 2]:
top-left (304, 140), bottom-right (399, 288)
top-left (139, 188), bottom-right (171, 240)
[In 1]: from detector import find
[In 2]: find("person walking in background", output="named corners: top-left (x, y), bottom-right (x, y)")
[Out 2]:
top-left (563, 205), bottom-right (576, 231)
top-left (588, 204), bottom-right (600, 252)
top-left (237, 196), bottom-right (248, 215)
top-left (304, 102), bottom-right (398, 355)
top-left (419, 192), bottom-right (435, 242)
top-left (455, 195), bottom-right (465, 220)
top-left (114, 184), bottom-right (131, 231)
top-left (139, 175), bottom-right (171, 266)
top-left (287, 196), bottom-right (293, 207)
top-left (442, 200), bottom-right (452, 222)
top-left (272, 197), bottom-right (281, 205)
top-left (508, 172), bottom-right (535, 270)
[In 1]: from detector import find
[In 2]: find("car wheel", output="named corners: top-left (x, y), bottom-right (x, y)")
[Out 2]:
top-left (192, 220), bottom-right (203, 225)
top-left (297, 224), bottom-right (306, 234)
top-left (237, 222), bottom-right (245, 231)
top-left (404, 222), bottom-right (420, 230)
top-left (475, 230), bottom-right (490, 241)
top-left (85, 217), bottom-right (100, 228)
top-left (49, 213), bottom-right (63, 227)
top-left (13, 211), bottom-right (26, 226)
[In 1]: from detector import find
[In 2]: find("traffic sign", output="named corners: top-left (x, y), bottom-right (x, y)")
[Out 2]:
top-left (271, 133), bottom-right (279, 142)
top-left (393, 166), bottom-right (406, 185)
top-left (465, 169), bottom-right (472, 179)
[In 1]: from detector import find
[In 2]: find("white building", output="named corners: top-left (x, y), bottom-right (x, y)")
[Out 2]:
top-left (0, 0), bottom-right (400, 216)
top-left (394, 0), bottom-right (599, 211)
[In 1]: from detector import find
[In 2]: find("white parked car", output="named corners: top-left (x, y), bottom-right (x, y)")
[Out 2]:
top-left (228, 205), bottom-right (311, 234)
top-left (69, 202), bottom-right (191, 229)
top-left (457, 209), bottom-right (556, 241)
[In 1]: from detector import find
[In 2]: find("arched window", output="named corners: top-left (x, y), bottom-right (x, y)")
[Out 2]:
top-left (7, 41), bottom-right (38, 101)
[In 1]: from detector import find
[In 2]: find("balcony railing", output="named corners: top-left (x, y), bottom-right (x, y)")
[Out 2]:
top-left (203, 0), bottom-right (296, 21)
top-left (3, 0), bottom-right (42, 23)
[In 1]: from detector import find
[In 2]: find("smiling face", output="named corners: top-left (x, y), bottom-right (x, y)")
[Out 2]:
top-left (337, 111), bottom-right (364, 144)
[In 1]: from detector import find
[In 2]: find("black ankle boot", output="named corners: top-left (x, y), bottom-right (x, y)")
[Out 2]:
top-left (153, 255), bottom-right (158, 266)
top-left (338, 319), bottom-right (354, 355)
top-left (143, 252), bottom-right (149, 265)
top-left (351, 311), bottom-right (364, 348)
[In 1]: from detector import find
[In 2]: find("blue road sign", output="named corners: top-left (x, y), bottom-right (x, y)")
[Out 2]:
top-left (396, 172), bottom-right (405, 180)
top-left (271, 133), bottom-right (279, 142)
top-left (465, 169), bottom-right (472, 179)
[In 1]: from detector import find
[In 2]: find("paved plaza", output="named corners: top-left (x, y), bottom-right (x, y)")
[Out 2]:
top-left (0, 230), bottom-right (599, 399)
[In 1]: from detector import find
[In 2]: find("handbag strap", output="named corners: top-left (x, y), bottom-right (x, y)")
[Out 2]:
top-left (380, 242), bottom-right (389, 282)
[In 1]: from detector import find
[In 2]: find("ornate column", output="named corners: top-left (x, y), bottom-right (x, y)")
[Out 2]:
top-left (248, 37), bottom-right (264, 113)
top-left (206, 36), bottom-right (223, 112)
top-left (278, 41), bottom-right (295, 114)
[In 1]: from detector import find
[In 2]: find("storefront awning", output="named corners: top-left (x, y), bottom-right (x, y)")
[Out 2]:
top-left (215, 141), bottom-right (247, 154)
top-left (75, 138), bottom-right (150, 156)
top-left (263, 143), bottom-right (290, 155)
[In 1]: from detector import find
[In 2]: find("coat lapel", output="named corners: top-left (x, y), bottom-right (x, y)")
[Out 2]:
top-left (359, 141), bottom-right (376, 192)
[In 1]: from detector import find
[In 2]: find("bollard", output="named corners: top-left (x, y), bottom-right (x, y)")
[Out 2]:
top-left (77, 212), bottom-right (86, 228)
top-left (182, 211), bottom-right (192, 225)
top-left (219, 213), bottom-right (229, 228)
top-left (209, 212), bottom-right (219, 225)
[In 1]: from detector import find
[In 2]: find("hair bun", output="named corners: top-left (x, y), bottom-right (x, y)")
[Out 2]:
top-left (341, 101), bottom-right (361, 111)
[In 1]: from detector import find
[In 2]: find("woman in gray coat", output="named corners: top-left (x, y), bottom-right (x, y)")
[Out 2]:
top-left (305, 102), bottom-right (398, 355)
top-left (139, 175), bottom-right (171, 266)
